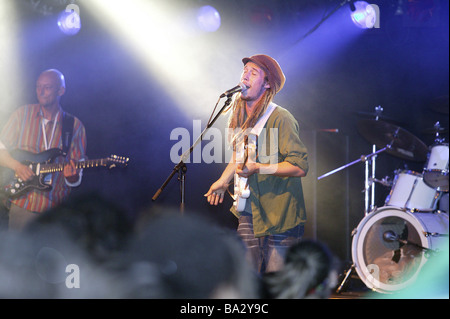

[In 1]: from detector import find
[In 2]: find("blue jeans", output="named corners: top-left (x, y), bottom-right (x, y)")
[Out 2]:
top-left (237, 214), bottom-right (304, 274)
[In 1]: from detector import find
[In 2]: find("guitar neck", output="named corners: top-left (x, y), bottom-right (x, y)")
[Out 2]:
top-left (39, 159), bottom-right (108, 174)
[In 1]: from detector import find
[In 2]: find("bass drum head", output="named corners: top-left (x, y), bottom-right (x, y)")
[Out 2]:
top-left (352, 207), bottom-right (449, 294)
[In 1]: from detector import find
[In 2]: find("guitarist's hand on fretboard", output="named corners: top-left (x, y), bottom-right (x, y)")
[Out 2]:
top-left (235, 160), bottom-right (259, 179)
top-left (63, 160), bottom-right (80, 183)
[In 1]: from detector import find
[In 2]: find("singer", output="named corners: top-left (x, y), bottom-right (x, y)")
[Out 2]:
top-left (205, 54), bottom-right (309, 274)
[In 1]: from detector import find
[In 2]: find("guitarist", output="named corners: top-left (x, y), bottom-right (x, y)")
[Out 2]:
top-left (205, 55), bottom-right (308, 275)
top-left (0, 69), bottom-right (86, 230)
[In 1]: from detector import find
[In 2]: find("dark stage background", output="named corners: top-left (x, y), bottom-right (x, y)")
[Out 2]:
top-left (1, 0), bottom-right (448, 262)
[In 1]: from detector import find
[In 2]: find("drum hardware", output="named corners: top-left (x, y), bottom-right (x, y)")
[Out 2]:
top-left (421, 121), bottom-right (448, 136)
top-left (319, 106), bottom-right (390, 214)
top-left (320, 107), bottom-right (397, 293)
top-left (318, 145), bottom-right (390, 210)
top-left (335, 264), bottom-right (356, 294)
top-left (354, 111), bottom-right (404, 125)
top-left (329, 108), bottom-right (437, 294)
top-left (430, 121), bottom-right (446, 144)
top-left (369, 176), bottom-right (392, 187)
top-left (423, 231), bottom-right (448, 238)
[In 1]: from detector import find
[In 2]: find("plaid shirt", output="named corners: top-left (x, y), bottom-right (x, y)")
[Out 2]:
top-left (0, 104), bottom-right (86, 212)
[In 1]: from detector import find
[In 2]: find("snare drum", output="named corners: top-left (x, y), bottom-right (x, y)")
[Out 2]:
top-left (352, 206), bottom-right (449, 293)
top-left (423, 144), bottom-right (449, 192)
top-left (385, 170), bottom-right (439, 212)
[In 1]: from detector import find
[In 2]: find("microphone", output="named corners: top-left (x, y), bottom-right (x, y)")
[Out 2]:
top-left (220, 82), bottom-right (248, 98)
top-left (383, 230), bottom-right (434, 254)
top-left (383, 230), bottom-right (398, 242)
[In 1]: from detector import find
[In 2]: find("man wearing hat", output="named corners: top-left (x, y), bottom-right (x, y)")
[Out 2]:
top-left (205, 54), bottom-right (309, 274)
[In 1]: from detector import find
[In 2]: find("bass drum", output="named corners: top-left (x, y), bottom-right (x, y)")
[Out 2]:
top-left (352, 207), bottom-right (448, 294)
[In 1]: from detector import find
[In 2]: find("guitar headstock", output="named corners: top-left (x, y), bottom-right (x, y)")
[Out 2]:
top-left (106, 155), bottom-right (129, 168)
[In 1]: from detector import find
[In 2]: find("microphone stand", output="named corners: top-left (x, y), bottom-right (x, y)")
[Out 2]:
top-left (152, 95), bottom-right (234, 213)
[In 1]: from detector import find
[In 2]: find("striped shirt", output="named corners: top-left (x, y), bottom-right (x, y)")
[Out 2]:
top-left (0, 104), bottom-right (87, 212)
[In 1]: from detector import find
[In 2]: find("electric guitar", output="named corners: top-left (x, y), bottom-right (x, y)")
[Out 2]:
top-left (1, 148), bottom-right (129, 198)
top-left (233, 135), bottom-right (256, 212)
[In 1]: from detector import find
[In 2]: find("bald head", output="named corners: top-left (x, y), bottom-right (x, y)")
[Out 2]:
top-left (36, 69), bottom-right (66, 110)
top-left (39, 69), bottom-right (66, 89)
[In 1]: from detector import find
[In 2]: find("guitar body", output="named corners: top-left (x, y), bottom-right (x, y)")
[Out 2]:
top-left (1, 148), bottom-right (64, 197)
top-left (233, 174), bottom-right (250, 212)
top-left (233, 134), bottom-right (256, 212)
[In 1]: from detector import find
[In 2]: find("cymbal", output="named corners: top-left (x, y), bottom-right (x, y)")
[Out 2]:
top-left (354, 111), bottom-right (404, 125)
top-left (357, 119), bottom-right (428, 162)
top-left (421, 126), bottom-right (448, 135)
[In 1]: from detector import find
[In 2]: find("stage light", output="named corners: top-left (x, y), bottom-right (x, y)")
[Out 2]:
top-left (0, 1), bottom-right (24, 114)
top-left (350, 1), bottom-right (378, 29)
top-left (85, 0), bottom-right (233, 117)
top-left (57, 7), bottom-right (81, 35)
top-left (196, 5), bottom-right (221, 32)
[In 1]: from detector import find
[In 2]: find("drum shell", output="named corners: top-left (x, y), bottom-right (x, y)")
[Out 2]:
top-left (352, 207), bottom-right (449, 293)
top-left (425, 144), bottom-right (449, 171)
top-left (385, 170), bottom-right (439, 212)
top-left (423, 144), bottom-right (449, 192)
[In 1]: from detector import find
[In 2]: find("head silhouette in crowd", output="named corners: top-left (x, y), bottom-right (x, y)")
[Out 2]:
top-left (262, 240), bottom-right (340, 299)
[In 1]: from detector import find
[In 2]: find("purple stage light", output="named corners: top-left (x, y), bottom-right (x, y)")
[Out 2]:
top-left (351, 1), bottom-right (378, 29)
top-left (57, 8), bottom-right (81, 36)
top-left (197, 5), bottom-right (221, 32)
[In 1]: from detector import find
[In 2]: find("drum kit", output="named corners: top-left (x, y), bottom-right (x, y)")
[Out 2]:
top-left (323, 106), bottom-right (449, 294)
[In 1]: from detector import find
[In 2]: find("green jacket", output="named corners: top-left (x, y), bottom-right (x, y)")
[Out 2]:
top-left (230, 105), bottom-right (309, 237)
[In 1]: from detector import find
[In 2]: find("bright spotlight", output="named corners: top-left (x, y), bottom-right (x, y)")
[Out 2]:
top-left (350, 1), bottom-right (378, 29)
top-left (197, 5), bottom-right (221, 32)
top-left (57, 8), bottom-right (81, 35)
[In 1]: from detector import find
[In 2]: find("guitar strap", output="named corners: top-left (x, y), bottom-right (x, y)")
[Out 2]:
top-left (231, 103), bottom-right (277, 211)
top-left (61, 112), bottom-right (74, 157)
top-left (250, 102), bottom-right (277, 137)
top-left (235, 102), bottom-right (277, 160)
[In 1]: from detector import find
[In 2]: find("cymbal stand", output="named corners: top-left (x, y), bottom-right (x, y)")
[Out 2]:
top-left (339, 145), bottom-right (378, 293)
top-left (365, 105), bottom-right (383, 215)
top-left (322, 106), bottom-right (396, 293)
top-left (433, 121), bottom-right (445, 144)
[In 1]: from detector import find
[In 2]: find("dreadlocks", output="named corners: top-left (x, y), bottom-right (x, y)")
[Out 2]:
top-left (226, 88), bottom-right (275, 148)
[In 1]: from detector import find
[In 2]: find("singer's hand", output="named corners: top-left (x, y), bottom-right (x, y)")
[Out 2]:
top-left (204, 180), bottom-right (228, 205)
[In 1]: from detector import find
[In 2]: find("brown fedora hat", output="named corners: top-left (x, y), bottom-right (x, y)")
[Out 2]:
top-left (242, 54), bottom-right (286, 94)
